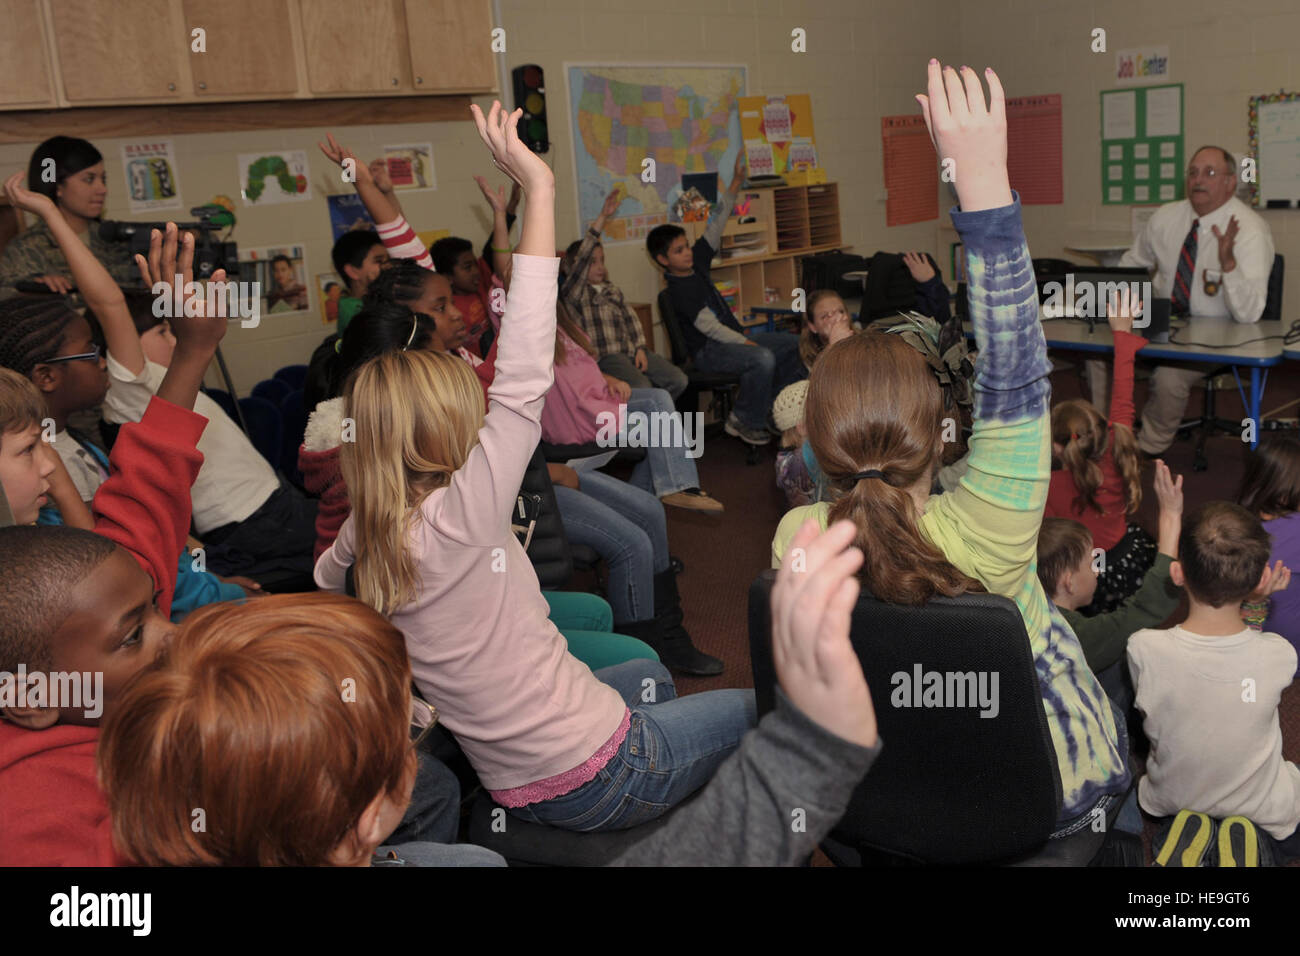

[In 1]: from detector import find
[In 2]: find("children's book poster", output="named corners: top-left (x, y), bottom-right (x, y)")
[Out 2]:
top-left (738, 94), bottom-right (818, 176)
top-left (327, 193), bottom-right (376, 240)
top-left (237, 150), bottom-right (312, 206)
top-left (240, 245), bottom-right (310, 315)
top-left (317, 272), bottom-right (343, 325)
top-left (383, 143), bottom-right (436, 191)
top-left (121, 140), bottom-right (182, 214)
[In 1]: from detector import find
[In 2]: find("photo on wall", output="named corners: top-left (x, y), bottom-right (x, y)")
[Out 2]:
top-left (317, 272), bottom-right (343, 325)
top-left (239, 245), bottom-right (310, 316)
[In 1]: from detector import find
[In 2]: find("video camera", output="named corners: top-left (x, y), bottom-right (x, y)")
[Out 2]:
top-left (99, 206), bottom-right (239, 280)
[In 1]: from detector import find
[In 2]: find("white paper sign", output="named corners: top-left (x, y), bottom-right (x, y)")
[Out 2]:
top-left (1134, 185), bottom-right (1149, 201)
top-left (1108, 144), bottom-right (1124, 160)
top-left (1115, 46), bottom-right (1170, 86)
top-left (1159, 183), bottom-right (1175, 200)
top-left (1134, 143), bottom-right (1150, 159)
top-left (1134, 164), bottom-right (1149, 180)
top-left (1145, 86), bottom-right (1182, 138)
top-left (1109, 186), bottom-right (1124, 202)
top-left (1103, 90), bottom-right (1137, 140)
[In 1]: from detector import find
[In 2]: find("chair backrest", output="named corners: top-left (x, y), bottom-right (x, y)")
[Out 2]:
top-left (251, 377), bottom-right (292, 406)
top-left (748, 570), bottom-right (1062, 864)
top-left (517, 443), bottom-right (574, 590)
top-left (203, 387), bottom-right (238, 422)
top-left (273, 364), bottom-right (309, 390)
top-left (279, 390), bottom-right (308, 486)
top-left (1263, 254), bottom-right (1284, 325)
top-left (656, 288), bottom-right (692, 367)
top-left (237, 396), bottom-right (283, 469)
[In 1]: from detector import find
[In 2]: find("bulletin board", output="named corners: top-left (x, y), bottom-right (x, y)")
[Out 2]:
top-left (1248, 91), bottom-right (1300, 209)
top-left (738, 94), bottom-right (817, 177)
top-left (1099, 83), bottom-right (1183, 205)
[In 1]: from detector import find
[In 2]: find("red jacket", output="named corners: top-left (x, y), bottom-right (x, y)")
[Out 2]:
top-left (0, 397), bottom-right (205, 866)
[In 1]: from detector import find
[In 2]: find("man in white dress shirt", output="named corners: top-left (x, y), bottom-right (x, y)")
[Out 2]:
top-left (1088, 146), bottom-right (1275, 455)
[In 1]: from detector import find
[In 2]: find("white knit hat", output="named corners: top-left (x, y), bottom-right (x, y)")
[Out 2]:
top-left (772, 380), bottom-right (809, 434)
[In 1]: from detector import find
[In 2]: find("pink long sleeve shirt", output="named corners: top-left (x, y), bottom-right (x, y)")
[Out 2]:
top-left (314, 254), bottom-right (627, 797)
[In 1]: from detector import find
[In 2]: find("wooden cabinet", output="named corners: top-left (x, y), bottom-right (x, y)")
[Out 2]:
top-left (404, 0), bottom-right (495, 93)
top-left (184, 0), bottom-right (299, 98)
top-left (0, 0), bottom-right (57, 108)
top-left (50, 0), bottom-right (186, 103)
top-left (300, 0), bottom-right (408, 94)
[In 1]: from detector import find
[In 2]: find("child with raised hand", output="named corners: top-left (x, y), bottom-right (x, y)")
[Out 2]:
top-left (0, 220), bottom-right (221, 865)
top-left (316, 102), bottom-right (754, 832)
top-left (1239, 437), bottom-right (1300, 662)
top-left (1047, 286), bottom-right (1152, 613)
top-left (772, 61), bottom-right (1130, 836)
top-left (562, 188), bottom-right (688, 400)
top-left (1039, 459), bottom-right (1185, 714)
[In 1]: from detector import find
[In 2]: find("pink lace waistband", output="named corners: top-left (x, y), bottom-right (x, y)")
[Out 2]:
top-left (488, 708), bottom-right (631, 808)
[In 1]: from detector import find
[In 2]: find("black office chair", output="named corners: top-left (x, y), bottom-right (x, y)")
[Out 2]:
top-left (656, 289), bottom-right (756, 461)
top-left (1177, 253), bottom-right (1285, 470)
top-left (747, 570), bottom-right (1139, 866)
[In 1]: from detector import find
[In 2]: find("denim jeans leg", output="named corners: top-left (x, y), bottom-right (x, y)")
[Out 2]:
top-left (694, 339), bottom-right (774, 432)
top-left (749, 331), bottom-right (807, 392)
top-left (625, 388), bottom-right (700, 497)
top-left (642, 350), bottom-right (689, 399)
top-left (577, 471), bottom-right (670, 575)
top-left (553, 483), bottom-right (655, 621)
top-left (386, 751), bottom-right (462, 845)
top-left (593, 658), bottom-right (675, 706)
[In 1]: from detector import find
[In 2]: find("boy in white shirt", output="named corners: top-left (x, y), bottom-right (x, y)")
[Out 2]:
top-left (1128, 501), bottom-right (1300, 865)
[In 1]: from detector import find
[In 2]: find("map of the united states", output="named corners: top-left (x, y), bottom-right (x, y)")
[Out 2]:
top-left (568, 66), bottom-right (745, 241)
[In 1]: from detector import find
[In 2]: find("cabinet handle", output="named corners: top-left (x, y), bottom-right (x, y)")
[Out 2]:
top-left (391, 77), bottom-right (399, 86)
top-left (198, 82), bottom-right (207, 90)
top-left (168, 82), bottom-right (176, 91)
top-left (416, 76), bottom-right (423, 84)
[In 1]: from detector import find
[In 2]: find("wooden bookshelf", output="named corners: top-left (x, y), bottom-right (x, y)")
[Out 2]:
top-left (672, 182), bottom-right (844, 324)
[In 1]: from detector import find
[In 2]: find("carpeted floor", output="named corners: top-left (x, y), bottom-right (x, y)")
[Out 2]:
top-left (623, 357), bottom-right (1300, 866)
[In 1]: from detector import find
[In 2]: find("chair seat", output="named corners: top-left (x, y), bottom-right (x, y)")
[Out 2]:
top-left (466, 792), bottom-right (688, 866)
top-left (539, 440), bottom-right (647, 465)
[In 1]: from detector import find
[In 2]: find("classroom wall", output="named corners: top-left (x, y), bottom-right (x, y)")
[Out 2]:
top-left (957, 0), bottom-right (1300, 322)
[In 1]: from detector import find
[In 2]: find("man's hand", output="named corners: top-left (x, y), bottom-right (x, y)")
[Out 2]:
top-left (602, 373), bottom-right (632, 401)
top-left (1106, 284), bottom-right (1141, 335)
top-left (1212, 216), bottom-right (1239, 273)
top-left (902, 251), bottom-right (936, 283)
top-left (547, 463), bottom-right (580, 490)
top-left (634, 347), bottom-right (649, 372)
top-left (773, 518), bottom-right (876, 749)
top-left (915, 61), bottom-right (1012, 213)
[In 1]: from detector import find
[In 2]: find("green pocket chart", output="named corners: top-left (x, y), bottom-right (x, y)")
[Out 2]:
top-left (1100, 83), bottom-right (1184, 205)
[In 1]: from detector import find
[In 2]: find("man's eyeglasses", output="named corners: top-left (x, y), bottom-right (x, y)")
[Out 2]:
top-left (43, 343), bottom-right (103, 365)
top-left (1186, 166), bottom-right (1228, 180)
top-left (410, 696), bottom-right (439, 750)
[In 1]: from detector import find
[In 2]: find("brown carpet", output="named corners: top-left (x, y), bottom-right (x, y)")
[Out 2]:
top-left (645, 358), bottom-right (1300, 865)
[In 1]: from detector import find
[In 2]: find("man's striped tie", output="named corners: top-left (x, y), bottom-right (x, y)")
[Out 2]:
top-left (1171, 219), bottom-right (1198, 315)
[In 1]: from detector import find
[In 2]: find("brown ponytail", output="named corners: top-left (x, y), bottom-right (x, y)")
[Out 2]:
top-left (1051, 399), bottom-right (1142, 515)
top-left (806, 332), bottom-right (982, 605)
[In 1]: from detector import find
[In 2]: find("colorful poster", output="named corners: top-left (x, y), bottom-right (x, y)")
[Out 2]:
top-left (1100, 84), bottom-right (1183, 205)
top-left (317, 272), bottom-right (343, 325)
top-left (738, 93), bottom-right (817, 175)
top-left (881, 114), bottom-right (938, 226)
top-left (237, 151), bottom-right (312, 206)
top-left (240, 245), bottom-right (310, 315)
top-left (327, 193), bottom-right (376, 240)
top-left (383, 143), bottom-right (436, 190)
top-left (121, 140), bottom-right (182, 214)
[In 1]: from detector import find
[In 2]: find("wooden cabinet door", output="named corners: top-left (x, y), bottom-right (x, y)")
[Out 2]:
top-left (299, 0), bottom-right (408, 94)
top-left (50, 0), bottom-right (186, 103)
top-left (0, 0), bottom-right (56, 108)
top-left (404, 0), bottom-right (494, 93)
top-left (184, 0), bottom-right (299, 98)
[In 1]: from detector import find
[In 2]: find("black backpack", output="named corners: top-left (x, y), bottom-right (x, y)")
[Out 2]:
top-left (862, 251), bottom-right (925, 321)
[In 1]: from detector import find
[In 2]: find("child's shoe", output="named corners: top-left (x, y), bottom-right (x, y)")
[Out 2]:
top-left (1214, 816), bottom-right (1273, 867)
top-left (1153, 810), bottom-right (1215, 867)
top-left (724, 413), bottom-right (770, 446)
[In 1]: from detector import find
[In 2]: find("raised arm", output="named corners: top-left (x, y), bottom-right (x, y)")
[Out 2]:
top-left (319, 136), bottom-right (433, 270)
top-left (561, 188), bottom-right (620, 302)
top-left (1105, 286), bottom-right (1146, 428)
top-left (474, 174), bottom-right (515, 288)
top-left (3, 173), bottom-right (146, 376)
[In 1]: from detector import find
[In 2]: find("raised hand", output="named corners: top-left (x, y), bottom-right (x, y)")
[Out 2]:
top-left (1212, 216), bottom-right (1239, 273)
top-left (469, 101), bottom-right (553, 194)
top-left (732, 149), bottom-right (747, 188)
top-left (368, 158), bottom-right (393, 194)
top-left (1153, 459), bottom-right (1184, 517)
top-left (1249, 559), bottom-right (1291, 603)
top-left (506, 181), bottom-right (522, 216)
top-left (135, 222), bottom-right (227, 347)
top-left (317, 133), bottom-right (373, 186)
top-left (915, 61), bottom-right (1012, 213)
top-left (600, 187), bottom-right (622, 220)
top-left (773, 518), bottom-right (876, 749)
top-left (474, 174), bottom-right (510, 213)
top-left (1106, 284), bottom-right (1142, 335)
top-left (3, 170), bottom-right (58, 220)
top-left (602, 373), bottom-right (632, 402)
top-left (902, 251), bottom-right (936, 283)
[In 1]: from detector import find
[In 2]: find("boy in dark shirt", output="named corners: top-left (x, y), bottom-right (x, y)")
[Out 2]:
top-left (647, 153), bottom-right (805, 445)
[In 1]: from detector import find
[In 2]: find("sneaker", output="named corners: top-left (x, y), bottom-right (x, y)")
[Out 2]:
top-left (1153, 809), bottom-right (1215, 867)
top-left (1215, 816), bottom-right (1272, 867)
top-left (660, 489), bottom-right (724, 513)
top-left (724, 413), bottom-right (770, 446)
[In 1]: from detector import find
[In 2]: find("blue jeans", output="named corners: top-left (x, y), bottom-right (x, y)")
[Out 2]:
top-left (554, 472), bottom-right (669, 622)
top-left (623, 388), bottom-right (702, 497)
top-left (693, 331), bottom-right (806, 432)
top-left (506, 659), bottom-right (757, 831)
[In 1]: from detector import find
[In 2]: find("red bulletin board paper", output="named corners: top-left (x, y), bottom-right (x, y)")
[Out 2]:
top-left (882, 115), bottom-right (939, 226)
top-left (1006, 94), bottom-right (1063, 205)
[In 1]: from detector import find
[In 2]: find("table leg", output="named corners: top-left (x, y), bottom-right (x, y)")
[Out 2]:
top-left (1250, 367), bottom-right (1263, 450)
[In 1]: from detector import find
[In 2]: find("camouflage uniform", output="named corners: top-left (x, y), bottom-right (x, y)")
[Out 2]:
top-left (0, 219), bottom-right (140, 300)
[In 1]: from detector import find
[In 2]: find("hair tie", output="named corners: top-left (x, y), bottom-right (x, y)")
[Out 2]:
top-left (852, 469), bottom-right (886, 482)
top-left (334, 337), bottom-right (342, 353)
top-left (403, 314), bottom-right (418, 351)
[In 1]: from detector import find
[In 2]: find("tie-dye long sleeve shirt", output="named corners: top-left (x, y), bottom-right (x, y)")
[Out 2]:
top-left (773, 196), bottom-right (1129, 824)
